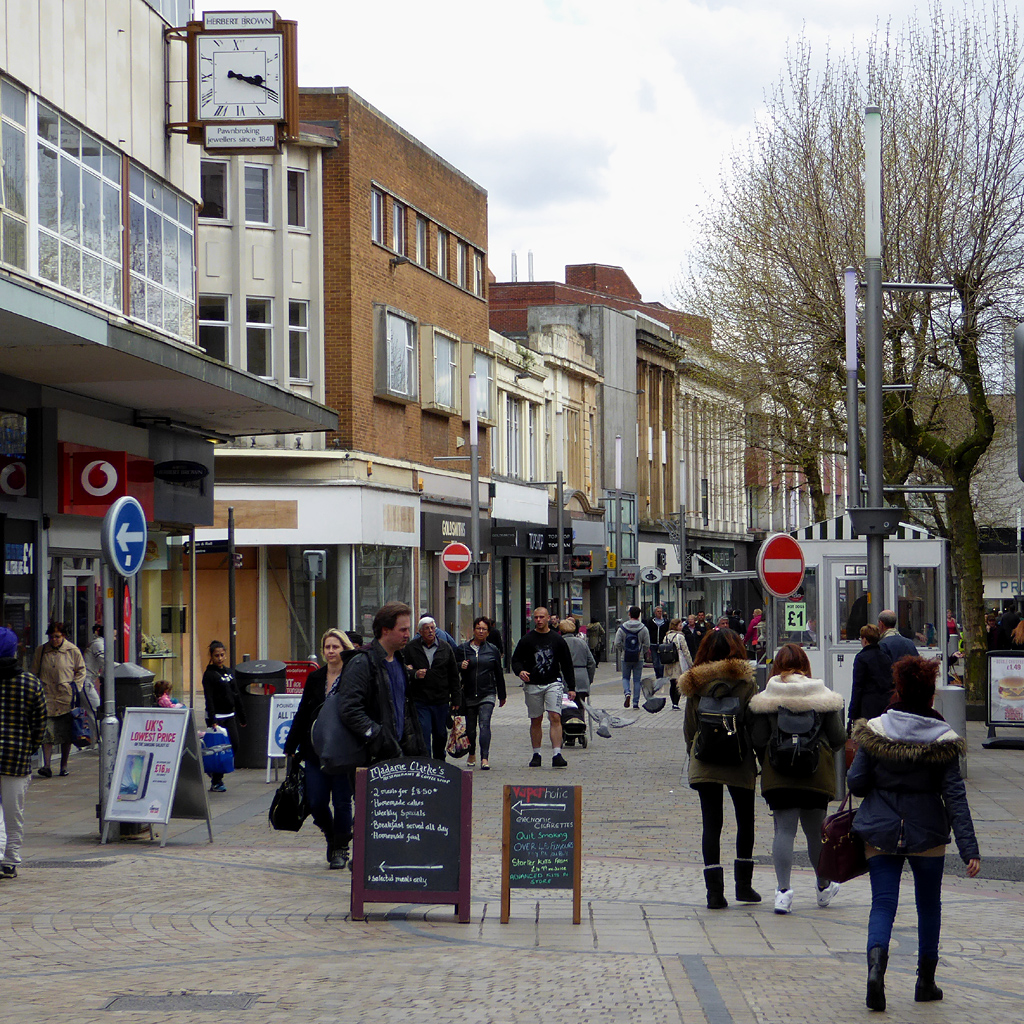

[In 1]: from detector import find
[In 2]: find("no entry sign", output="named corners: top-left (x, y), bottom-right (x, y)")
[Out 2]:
top-left (441, 542), bottom-right (472, 574)
top-left (757, 533), bottom-right (806, 598)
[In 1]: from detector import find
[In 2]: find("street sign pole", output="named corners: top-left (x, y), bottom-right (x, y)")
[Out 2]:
top-left (99, 561), bottom-right (117, 825)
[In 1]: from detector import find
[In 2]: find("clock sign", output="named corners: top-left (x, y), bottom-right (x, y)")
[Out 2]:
top-left (197, 33), bottom-right (284, 121)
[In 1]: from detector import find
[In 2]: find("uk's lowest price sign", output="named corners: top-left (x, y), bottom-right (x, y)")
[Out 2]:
top-left (267, 694), bottom-right (301, 758)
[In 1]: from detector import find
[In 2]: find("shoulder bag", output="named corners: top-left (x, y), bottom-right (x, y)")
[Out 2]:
top-left (269, 760), bottom-right (309, 832)
top-left (817, 791), bottom-right (868, 882)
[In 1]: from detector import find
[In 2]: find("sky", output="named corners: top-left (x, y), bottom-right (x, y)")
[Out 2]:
top-left (196, 0), bottom-right (925, 306)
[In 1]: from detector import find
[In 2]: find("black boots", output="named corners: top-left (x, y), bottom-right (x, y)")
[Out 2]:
top-left (915, 956), bottom-right (942, 1002)
top-left (866, 946), bottom-right (888, 1011)
top-left (734, 859), bottom-right (761, 903)
top-left (330, 832), bottom-right (352, 870)
top-left (703, 866), bottom-right (728, 909)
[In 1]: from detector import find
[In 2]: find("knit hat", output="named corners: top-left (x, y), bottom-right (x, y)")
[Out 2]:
top-left (0, 627), bottom-right (18, 659)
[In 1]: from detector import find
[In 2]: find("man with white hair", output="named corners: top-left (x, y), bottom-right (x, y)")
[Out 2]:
top-left (405, 616), bottom-right (461, 759)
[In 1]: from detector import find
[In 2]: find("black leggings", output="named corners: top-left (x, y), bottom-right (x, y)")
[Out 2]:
top-left (693, 783), bottom-right (756, 865)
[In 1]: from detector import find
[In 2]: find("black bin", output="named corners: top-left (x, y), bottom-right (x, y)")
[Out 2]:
top-left (113, 662), bottom-right (156, 721)
top-left (233, 659), bottom-right (287, 769)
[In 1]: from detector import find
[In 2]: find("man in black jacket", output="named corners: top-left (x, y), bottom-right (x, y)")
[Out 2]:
top-left (643, 605), bottom-right (671, 680)
top-left (337, 602), bottom-right (426, 767)
top-left (405, 616), bottom-right (461, 759)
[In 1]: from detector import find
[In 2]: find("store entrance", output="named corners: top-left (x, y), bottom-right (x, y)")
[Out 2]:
top-left (49, 556), bottom-right (100, 651)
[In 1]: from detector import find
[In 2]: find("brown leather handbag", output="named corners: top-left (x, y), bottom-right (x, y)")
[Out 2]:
top-left (817, 791), bottom-right (868, 883)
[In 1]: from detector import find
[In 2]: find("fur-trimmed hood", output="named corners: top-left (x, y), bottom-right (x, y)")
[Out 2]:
top-left (852, 710), bottom-right (966, 764)
top-left (678, 658), bottom-right (753, 697)
top-left (749, 672), bottom-right (844, 714)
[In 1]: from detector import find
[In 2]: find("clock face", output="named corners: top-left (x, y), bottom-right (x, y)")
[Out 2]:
top-left (197, 34), bottom-right (284, 121)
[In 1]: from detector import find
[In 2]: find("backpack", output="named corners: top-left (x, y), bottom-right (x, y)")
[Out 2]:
top-left (767, 707), bottom-right (824, 777)
top-left (692, 682), bottom-right (746, 766)
top-left (657, 641), bottom-right (679, 665)
top-left (622, 629), bottom-right (642, 664)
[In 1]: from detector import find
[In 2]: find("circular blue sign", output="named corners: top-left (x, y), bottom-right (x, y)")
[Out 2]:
top-left (101, 496), bottom-right (148, 577)
top-left (274, 722), bottom-right (292, 751)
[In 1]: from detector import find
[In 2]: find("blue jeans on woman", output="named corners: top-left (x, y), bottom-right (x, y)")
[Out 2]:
top-left (463, 701), bottom-right (495, 759)
top-left (304, 759), bottom-right (353, 844)
top-left (867, 854), bottom-right (945, 957)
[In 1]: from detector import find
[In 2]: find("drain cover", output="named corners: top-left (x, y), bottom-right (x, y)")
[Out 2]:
top-left (105, 994), bottom-right (259, 1011)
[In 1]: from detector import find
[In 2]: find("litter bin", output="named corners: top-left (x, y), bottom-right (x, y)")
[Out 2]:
top-left (233, 659), bottom-right (287, 768)
top-left (113, 662), bottom-right (155, 721)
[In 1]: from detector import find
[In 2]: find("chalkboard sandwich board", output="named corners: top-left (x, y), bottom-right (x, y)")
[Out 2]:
top-left (351, 758), bottom-right (472, 922)
top-left (501, 784), bottom-right (582, 924)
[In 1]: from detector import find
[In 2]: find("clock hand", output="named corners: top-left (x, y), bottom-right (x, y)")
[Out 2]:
top-left (226, 70), bottom-right (279, 101)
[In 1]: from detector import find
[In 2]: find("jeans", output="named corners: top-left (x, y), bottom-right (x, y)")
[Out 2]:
top-left (463, 701), bottom-right (495, 758)
top-left (867, 854), bottom-right (945, 957)
top-left (415, 701), bottom-right (450, 759)
top-left (693, 783), bottom-right (756, 865)
top-left (304, 759), bottom-right (353, 843)
top-left (651, 650), bottom-right (664, 679)
top-left (622, 661), bottom-right (644, 704)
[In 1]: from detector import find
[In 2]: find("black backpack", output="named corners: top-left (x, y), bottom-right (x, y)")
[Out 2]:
top-left (657, 641), bottom-right (679, 665)
top-left (693, 682), bottom-right (746, 766)
top-left (622, 629), bottom-right (642, 663)
top-left (767, 707), bottom-right (824, 776)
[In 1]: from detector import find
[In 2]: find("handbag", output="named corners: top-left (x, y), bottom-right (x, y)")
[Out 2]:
top-left (845, 737), bottom-right (860, 770)
top-left (269, 761), bottom-right (309, 832)
top-left (817, 791), bottom-right (868, 883)
top-left (201, 726), bottom-right (235, 776)
top-left (69, 684), bottom-right (94, 749)
top-left (445, 715), bottom-right (470, 758)
top-left (311, 686), bottom-right (370, 773)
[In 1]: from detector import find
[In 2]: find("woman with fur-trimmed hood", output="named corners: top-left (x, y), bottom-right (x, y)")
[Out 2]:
top-left (848, 656), bottom-right (980, 1012)
top-left (748, 644), bottom-right (847, 916)
top-left (678, 628), bottom-right (759, 910)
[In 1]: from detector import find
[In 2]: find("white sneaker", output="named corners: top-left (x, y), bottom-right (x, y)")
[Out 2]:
top-left (816, 881), bottom-right (840, 908)
top-left (774, 889), bottom-right (793, 914)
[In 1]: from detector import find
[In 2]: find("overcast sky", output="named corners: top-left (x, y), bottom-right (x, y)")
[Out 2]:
top-left (198, 0), bottom-right (924, 305)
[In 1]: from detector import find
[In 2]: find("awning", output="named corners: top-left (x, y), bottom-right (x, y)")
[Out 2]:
top-left (1, 277), bottom-right (337, 437)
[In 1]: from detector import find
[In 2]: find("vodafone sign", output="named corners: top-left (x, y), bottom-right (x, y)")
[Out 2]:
top-left (0, 458), bottom-right (27, 496)
top-left (58, 445), bottom-right (154, 518)
top-left (440, 542), bottom-right (472, 574)
top-left (757, 533), bottom-right (806, 598)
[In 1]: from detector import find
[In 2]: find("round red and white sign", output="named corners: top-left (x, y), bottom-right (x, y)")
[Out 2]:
top-left (80, 459), bottom-right (119, 497)
top-left (0, 460), bottom-right (26, 496)
top-left (757, 533), bottom-right (806, 598)
top-left (440, 542), bottom-right (472, 574)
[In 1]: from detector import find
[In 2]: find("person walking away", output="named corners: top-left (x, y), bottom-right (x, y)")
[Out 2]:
top-left (405, 617), bottom-right (461, 760)
top-left (586, 617), bottom-right (606, 664)
top-left (614, 607), bottom-right (650, 709)
top-left (510, 607), bottom-right (576, 768)
top-left (744, 609), bottom-right (763, 654)
top-left (83, 623), bottom-right (104, 710)
top-left (748, 643), bottom-right (846, 914)
top-left (0, 627), bottom-right (47, 880)
top-left (662, 618), bottom-right (692, 709)
top-left (877, 609), bottom-right (917, 662)
top-left (31, 622), bottom-right (85, 778)
top-left (456, 617), bottom-right (507, 769)
top-left (643, 606), bottom-right (671, 682)
top-left (849, 656), bottom-right (980, 1011)
top-left (559, 618), bottom-right (595, 732)
top-left (201, 640), bottom-right (246, 792)
top-left (848, 625), bottom-right (894, 731)
top-left (678, 628), bottom-right (758, 909)
top-left (284, 628), bottom-right (357, 869)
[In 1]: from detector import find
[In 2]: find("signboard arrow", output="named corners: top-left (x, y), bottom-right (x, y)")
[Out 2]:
top-left (116, 521), bottom-right (145, 551)
top-left (379, 862), bottom-right (444, 872)
top-left (512, 800), bottom-right (567, 813)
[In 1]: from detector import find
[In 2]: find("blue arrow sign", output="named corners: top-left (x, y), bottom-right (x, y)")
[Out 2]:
top-left (101, 496), bottom-right (148, 577)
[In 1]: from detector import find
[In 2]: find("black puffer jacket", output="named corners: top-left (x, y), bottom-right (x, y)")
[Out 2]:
top-left (848, 642), bottom-right (893, 728)
top-left (455, 641), bottom-right (506, 706)
top-left (848, 709), bottom-right (978, 861)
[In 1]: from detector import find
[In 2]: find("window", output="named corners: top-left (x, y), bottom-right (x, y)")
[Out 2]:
top-left (896, 567), bottom-right (938, 648)
top-left (473, 350), bottom-right (494, 420)
top-left (128, 164), bottom-right (195, 341)
top-left (38, 101), bottom-right (123, 311)
top-left (433, 331), bottom-right (458, 409)
top-left (473, 250), bottom-right (484, 296)
top-left (287, 169), bottom-right (306, 228)
top-left (1, 79), bottom-right (28, 269)
top-left (371, 188), bottom-right (386, 243)
top-left (246, 298), bottom-right (272, 377)
top-left (200, 161), bottom-right (227, 219)
top-left (457, 240), bottom-right (467, 288)
top-left (416, 215), bottom-right (428, 266)
top-left (506, 396), bottom-right (521, 478)
top-left (288, 300), bottom-right (309, 380)
top-left (701, 478), bottom-right (709, 526)
top-left (437, 229), bottom-right (449, 278)
top-left (244, 165), bottom-right (270, 224)
top-left (198, 296), bottom-right (229, 362)
top-left (392, 199), bottom-right (405, 253)
top-left (386, 310), bottom-right (416, 397)
top-left (528, 403), bottom-right (539, 481)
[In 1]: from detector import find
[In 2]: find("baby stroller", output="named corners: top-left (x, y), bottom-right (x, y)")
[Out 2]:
top-left (561, 695), bottom-right (588, 748)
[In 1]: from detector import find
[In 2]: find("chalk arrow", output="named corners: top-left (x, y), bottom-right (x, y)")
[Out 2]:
top-left (512, 800), bottom-right (566, 813)
top-left (379, 861), bottom-right (444, 872)
top-left (116, 521), bottom-right (145, 552)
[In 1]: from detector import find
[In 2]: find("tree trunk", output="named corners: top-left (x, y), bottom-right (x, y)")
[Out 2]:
top-left (945, 478), bottom-right (987, 701)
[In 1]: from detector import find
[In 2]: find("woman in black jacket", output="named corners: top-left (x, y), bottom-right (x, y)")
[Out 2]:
top-left (848, 656), bottom-right (980, 1011)
top-left (284, 628), bottom-right (356, 869)
top-left (201, 641), bottom-right (246, 793)
top-left (456, 617), bottom-right (507, 770)
top-left (848, 625), bottom-right (893, 731)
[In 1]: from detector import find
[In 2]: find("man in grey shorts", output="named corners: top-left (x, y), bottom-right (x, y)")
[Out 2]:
top-left (510, 607), bottom-right (577, 768)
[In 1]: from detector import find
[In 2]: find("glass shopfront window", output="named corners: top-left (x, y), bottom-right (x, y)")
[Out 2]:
top-left (897, 567), bottom-right (938, 648)
top-left (355, 545), bottom-right (412, 639)
top-left (769, 567), bottom-right (819, 652)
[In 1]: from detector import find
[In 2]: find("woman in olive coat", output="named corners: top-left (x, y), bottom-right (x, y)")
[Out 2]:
top-left (678, 628), bottom-right (758, 909)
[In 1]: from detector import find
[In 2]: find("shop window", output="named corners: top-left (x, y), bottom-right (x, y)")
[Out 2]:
top-left (897, 567), bottom-right (938, 647)
top-left (355, 545), bottom-right (412, 638)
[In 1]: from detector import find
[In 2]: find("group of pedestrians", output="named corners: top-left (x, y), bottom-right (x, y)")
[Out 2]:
top-left (676, 624), bottom-right (980, 1012)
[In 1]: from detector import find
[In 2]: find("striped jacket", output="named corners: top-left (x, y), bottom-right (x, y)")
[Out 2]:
top-left (0, 660), bottom-right (48, 776)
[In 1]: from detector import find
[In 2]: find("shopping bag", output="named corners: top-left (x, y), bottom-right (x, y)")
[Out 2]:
top-left (817, 791), bottom-right (867, 882)
top-left (201, 726), bottom-right (235, 776)
top-left (269, 761), bottom-right (309, 832)
top-left (70, 684), bottom-right (94, 749)
top-left (445, 715), bottom-right (470, 758)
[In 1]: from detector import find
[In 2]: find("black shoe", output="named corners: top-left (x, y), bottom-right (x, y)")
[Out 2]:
top-left (866, 947), bottom-right (888, 1011)
top-left (529, 753), bottom-right (542, 767)
top-left (0, 865), bottom-right (16, 880)
top-left (209, 782), bottom-right (226, 793)
top-left (330, 846), bottom-right (350, 870)
top-left (552, 754), bottom-right (567, 768)
top-left (623, 696), bottom-right (631, 708)
top-left (915, 956), bottom-right (943, 1002)
top-left (36, 766), bottom-right (52, 779)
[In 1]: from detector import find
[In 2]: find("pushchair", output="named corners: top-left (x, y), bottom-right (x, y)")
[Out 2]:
top-left (560, 695), bottom-right (588, 748)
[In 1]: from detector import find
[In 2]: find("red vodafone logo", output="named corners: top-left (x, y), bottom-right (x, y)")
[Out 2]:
top-left (0, 459), bottom-right (27, 496)
top-left (757, 533), bottom-right (806, 598)
top-left (441, 542), bottom-right (472, 574)
top-left (80, 459), bottom-right (119, 497)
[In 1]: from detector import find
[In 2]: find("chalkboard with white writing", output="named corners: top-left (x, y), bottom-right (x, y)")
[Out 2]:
top-left (351, 758), bottom-right (472, 922)
top-left (501, 784), bottom-right (582, 924)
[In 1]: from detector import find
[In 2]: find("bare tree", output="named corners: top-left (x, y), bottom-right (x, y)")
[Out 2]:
top-left (680, 3), bottom-right (1024, 698)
